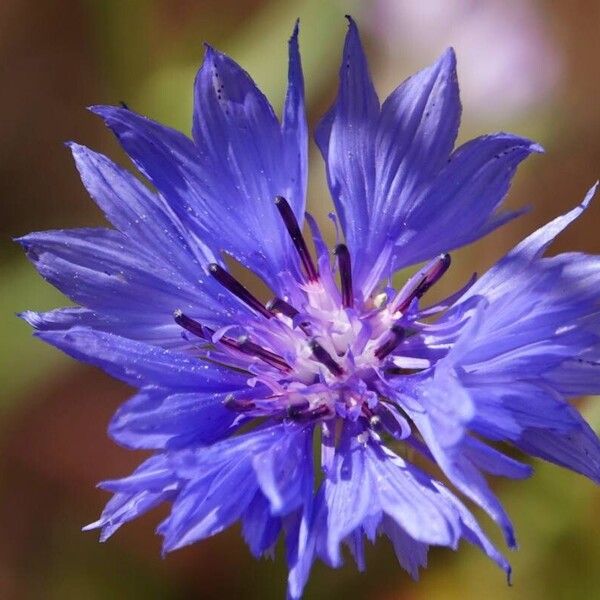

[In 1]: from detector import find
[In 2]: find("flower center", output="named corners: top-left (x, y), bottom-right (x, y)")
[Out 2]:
top-left (173, 197), bottom-right (452, 427)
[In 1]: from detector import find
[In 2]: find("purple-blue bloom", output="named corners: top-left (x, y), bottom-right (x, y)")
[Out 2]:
top-left (19, 17), bottom-right (600, 599)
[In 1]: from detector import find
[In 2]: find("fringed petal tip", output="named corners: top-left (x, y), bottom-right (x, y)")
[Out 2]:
top-left (16, 310), bottom-right (36, 326)
top-left (81, 520), bottom-right (101, 533)
top-left (581, 180), bottom-right (599, 208)
top-left (289, 18), bottom-right (300, 43)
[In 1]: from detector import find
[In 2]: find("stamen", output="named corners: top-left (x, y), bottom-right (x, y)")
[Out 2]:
top-left (266, 297), bottom-right (299, 319)
top-left (334, 243), bottom-right (353, 308)
top-left (208, 263), bottom-right (273, 319)
top-left (287, 399), bottom-right (311, 419)
top-left (374, 325), bottom-right (406, 360)
top-left (174, 309), bottom-right (290, 372)
top-left (384, 366), bottom-right (423, 376)
top-left (309, 339), bottom-right (344, 376)
top-left (391, 253), bottom-right (451, 313)
top-left (267, 296), bottom-right (312, 336)
top-left (224, 393), bottom-right (255, 412)
top-left (288, 404), bottom-right (332, 422)
top-left (173, 309), bottom-right (207, 339)
top-left (237, 335), bottom-right (292, 372)
top-left (274, 196), bottom-right (318, 281)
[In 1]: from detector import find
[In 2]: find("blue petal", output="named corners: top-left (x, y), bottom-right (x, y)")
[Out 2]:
top-left (242, 492), bottom-right (282, 558)
top-left (161, 423), bottom-right (310, 552)
top-left (465, 381), bottom-right (578, 441)
top-left (313, 427), bottom-right (467, 570)
top-left (508, 182), bottom-right (598, 261)
top-left (391, 133), bottom-right (542, 270)
top-left (316, 16), bottom-right (379, 269)
top-left (380, 516), bottom-right (428, 579)
top-left (69, 143), bottom-right (216, 276)
top-left (37, 327), bottom-right (246, 391)
top-left (92, 104), bottom-right (300, 293)
top-left (364, 442), bottom-right (463, 547)
top-left (357, 48), bottom-right (460, 287)
top-left (433, 484), bottom-right (511, 576)
top-left (395, 379), bottom-right (517, 547)
top-left (160, 459), bottom-right (258, 552)
top-left (108, 386), bottom-right (251, 450)
top-left (317, 18), bottom-right (540, 293)
top-left (252, 424), bottom-right (314, 516)
top-left (84, 454), bottom-right (178, 541)
top-left (192, 38), bottom-right (306, 286)
top-left (281, 21), bottom-right (308, 219)
top-left (18, 227), bottom-right (243, 344)
top-left (318, 429), bottom-right (378, 566)
top-left (515, 407), bottom-right (600, 484)
top-left (442, 186), bottom-right (600, 390)
top-left (463, 437), bottom-right (532, 480)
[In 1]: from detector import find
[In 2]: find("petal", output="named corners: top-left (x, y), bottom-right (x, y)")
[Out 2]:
top-left (108, 386), bottom-right (252, 450)
top-left (281, 21), bottom-right (308, 219)
top-left (161, 423), bottom-right (309, 553)
top-left (242, 492), bottom-right (282, 558)
top-left (314, 425), bottom-right (465, 570)
top-left (160, 459), bottom-right (258, 552)
top-left (380, 516), bottom-right (428, 579)
top-left (37, 327), bottom-right (246, 391)
top-left (508, 181), bottom-right (598, 261)
top-left (192, 38), bottom-right (305, 286)
top-left (391, 133), bottom-right (542, 270)
top-left (463, 437), bottom-right (532, 480)
top-left (252, 424), bottom-right (314, 516)
top-left (515, 407), bottom-right (600, 484)
top-left (69, 143), bottom-right (213, 275)
top-left (394, 380), bottom-right (517, 547)
top-left (433, 484), bottom-right (511, 576)
top-left (465, 380), bottom-right (578, 441)
top-left (18, 228), bottom-right (243, 344)
top-left (441, 188), bottom-right (600, 389)
top-left (355, 48), bottom-right (460, 287)
top-left (316, 16), bottom-right (379, 263)
top-left (318, 429), bottom-right (378, 565)
top-left (92, 104), bottom-right (299, 293)
top-left (84, 454), bottom-right (178, 541)
top-left (364, 443), bottom-right (462, 546)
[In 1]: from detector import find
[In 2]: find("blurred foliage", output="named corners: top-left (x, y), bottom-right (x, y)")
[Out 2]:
top-left (1, 0), bottom-right (599, 599)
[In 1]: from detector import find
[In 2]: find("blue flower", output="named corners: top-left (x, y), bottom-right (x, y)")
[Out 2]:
top-left (19, 17), bottom-right (600, 599)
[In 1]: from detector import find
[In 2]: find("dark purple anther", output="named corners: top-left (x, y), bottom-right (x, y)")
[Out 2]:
top-left (274, 196), bottom-right (318, 281)
top-left (374, 325), bottom-right (406, 361)
top-left (173, 309), bottom-right (207, 339)
top-left (224, 394), bottom-right (255, 412)
top-left (309, 339), bottom-right (344, 377)
top-left (266, 297), bottom-right (299, 319)
top-left (334, 243), bottom-right (353, 308)
top-left (289, 403), bottom-right (332, 422)
top-left (208, 263), bottom-right (273, 319)
top-left (418, 253), bottom-right (451, 295)
top-left (286, 399), bottom-right (311, 419)
top-left (392, 253), bottom-right (451, 313)
top-left (237, 336), bottom-right (292, 372)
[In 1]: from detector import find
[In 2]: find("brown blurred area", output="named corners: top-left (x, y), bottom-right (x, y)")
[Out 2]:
top-left (1, 1), bottom-right (599, 599)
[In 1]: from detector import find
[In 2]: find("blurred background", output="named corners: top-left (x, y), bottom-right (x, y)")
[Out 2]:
top-left (2, 0), bottom-right (600, 598)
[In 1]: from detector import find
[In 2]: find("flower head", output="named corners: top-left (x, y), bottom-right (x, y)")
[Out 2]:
top-left (19, 17), bottom-right (600, 599)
